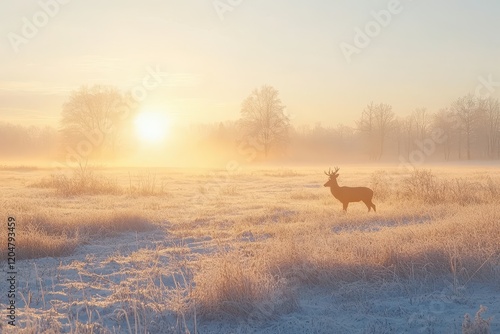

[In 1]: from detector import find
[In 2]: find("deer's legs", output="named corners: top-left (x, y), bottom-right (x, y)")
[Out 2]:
top-left (342, 202), bottom-right (348, 211)
top-left (363, 200), bottom-right (376, 212)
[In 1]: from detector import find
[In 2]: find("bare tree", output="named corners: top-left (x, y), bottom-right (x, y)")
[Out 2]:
top-left (451, 94), bottom-right (480, 160)
top-left (356, 102), bottom-right (377, 160)
top-left (401, 114), bottom-right (415, 159)
top-left (412, 108), bottom-right (430, 142)
top-left (432, 108), bottom-right (455, 160)
top-left (335, 124), bottom-right (354, 142)
top-left (393, 114), bottom-right (416, 159)
top-left (478, 97), bottom-right (500, 159)
top-left (393, 117), bottom-right (403, 156)
top-left (374, 103), bottom-right (395, 159)
top-left (60, 85), bottom-right (132, 159)
top-left (239, 85), bottom-right (290, 158)
top-left (357, 102), bottom-right (395, 160)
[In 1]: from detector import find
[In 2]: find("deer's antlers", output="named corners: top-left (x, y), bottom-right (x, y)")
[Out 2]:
top-left (324, 167), bottom-right (340, 176)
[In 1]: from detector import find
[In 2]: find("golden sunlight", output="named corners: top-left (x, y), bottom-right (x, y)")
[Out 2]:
top-left (134, 109), bottom-right (170, 144)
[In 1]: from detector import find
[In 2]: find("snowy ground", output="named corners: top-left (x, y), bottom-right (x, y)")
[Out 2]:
top-left (4, 227), bottom-right (498, 333)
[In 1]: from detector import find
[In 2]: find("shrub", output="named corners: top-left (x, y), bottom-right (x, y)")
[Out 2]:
top-left (401, 169), bottom-right (446, 204)
top-left (399, 169), bottom-right (498, 205)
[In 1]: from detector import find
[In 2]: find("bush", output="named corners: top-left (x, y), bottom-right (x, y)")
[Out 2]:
top-left (400, 169), bottom-right (446, 204)
top-left (398, 169), bottom-right (499, 205)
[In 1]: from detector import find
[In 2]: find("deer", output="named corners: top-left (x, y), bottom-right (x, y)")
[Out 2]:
top-left (324, 167), bottom-right (376, 212)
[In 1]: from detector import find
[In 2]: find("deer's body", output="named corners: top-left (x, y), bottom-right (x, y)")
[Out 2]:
top-left (324, 167), bottom-right (376, 212)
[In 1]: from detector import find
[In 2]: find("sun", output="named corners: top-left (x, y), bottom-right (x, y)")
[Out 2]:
top-left (134, 109), bottom-right (170, 144)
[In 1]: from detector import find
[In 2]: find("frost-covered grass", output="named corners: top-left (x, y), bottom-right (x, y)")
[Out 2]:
top-left (0, 165), bottom-right (498, 333)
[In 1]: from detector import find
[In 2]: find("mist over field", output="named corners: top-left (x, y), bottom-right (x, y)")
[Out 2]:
top-left (1, 1), bottom-right (500, 333)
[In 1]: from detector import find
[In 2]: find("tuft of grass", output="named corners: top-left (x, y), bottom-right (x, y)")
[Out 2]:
top-left (31, 172), bottom-right (121, 196)
top-left (18, 224), bottom-right (79, 260)
top-left (462, 305), bottom-right (492, 334)
top-left (128, 171), bottom-right (167, 197)
top-left (193, 251), bottom-right (297, 320)
top-left (0, 211), bottom-right (156, 260)
top-left (484, 175), bottom-right (500, 200)
top-left (32, 169), bottom-right (172, 197)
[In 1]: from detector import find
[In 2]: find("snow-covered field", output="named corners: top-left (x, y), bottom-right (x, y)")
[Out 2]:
top-left (0, 165), bottom-right (499, 333)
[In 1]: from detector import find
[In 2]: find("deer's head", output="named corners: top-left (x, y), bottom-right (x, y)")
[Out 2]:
top-left (324, 167), bottom-right (340, 187)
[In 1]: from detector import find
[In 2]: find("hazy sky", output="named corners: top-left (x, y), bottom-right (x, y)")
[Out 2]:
top-left (1, 0), bottom-right (499, 127)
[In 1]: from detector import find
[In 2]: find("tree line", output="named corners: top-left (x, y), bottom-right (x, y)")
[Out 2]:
top-left (1, 85), bottom-right (499, 164)
top-left (0, 122), bottom-right (58, 158)
top-left (354, 95), bottom-right (500, 161)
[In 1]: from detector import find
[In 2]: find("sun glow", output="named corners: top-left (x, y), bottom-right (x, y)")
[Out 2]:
top-left (134, 109), bottom-right (170, 144)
